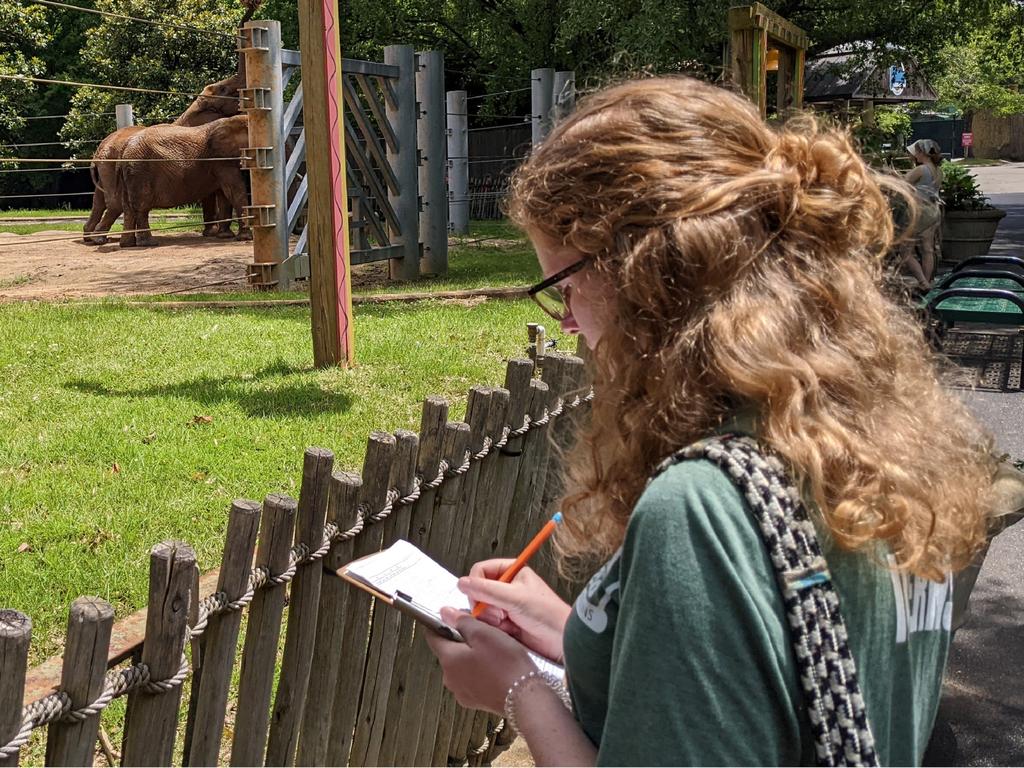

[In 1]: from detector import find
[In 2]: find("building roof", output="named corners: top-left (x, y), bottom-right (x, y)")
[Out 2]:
top-left (804, 45), bottom-right (937, 103)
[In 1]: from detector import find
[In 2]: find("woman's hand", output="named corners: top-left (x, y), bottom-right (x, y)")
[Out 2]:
top-left (425, 611), bottom-right (538, 714)
top-left (459, 560), bottom-right (572, 662)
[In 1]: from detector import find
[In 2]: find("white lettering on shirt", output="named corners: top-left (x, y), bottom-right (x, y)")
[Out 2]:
top-left (887, 556), bottom-right (952, 643)
top-left (575, 548), bottom-right (622, 634)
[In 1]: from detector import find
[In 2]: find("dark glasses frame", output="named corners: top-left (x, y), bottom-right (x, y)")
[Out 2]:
top-left (527, 257), bottom-right (590, 321)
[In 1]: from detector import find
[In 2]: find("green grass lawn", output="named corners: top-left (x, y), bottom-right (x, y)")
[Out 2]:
top-left (0, 293), bottom-right (564, 665)
top-left (0, 207), bottom-right (201, 235)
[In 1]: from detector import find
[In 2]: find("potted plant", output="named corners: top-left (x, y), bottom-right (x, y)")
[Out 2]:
top-left (940, 162), bottom-right (1006, 262)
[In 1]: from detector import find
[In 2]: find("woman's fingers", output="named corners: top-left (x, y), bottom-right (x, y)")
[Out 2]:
top-left (458, 575), bottom-right (525, 611)
top-left (467, 559), bottom-right (518, 579)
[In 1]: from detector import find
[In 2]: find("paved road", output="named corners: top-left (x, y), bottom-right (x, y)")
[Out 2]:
top-left (926, 162), bottom-right (1024, 766)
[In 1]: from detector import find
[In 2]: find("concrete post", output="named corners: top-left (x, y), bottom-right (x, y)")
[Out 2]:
top-left (531, 68), bottom-right (554, 145)
top-left (241, 20), bottom-right (288, 289)
top-left (115, 104), bottom-right (134, 129)
top-left (385, 44), bottom-right (421, 281)
top-left (553, 71), bottom-right (575, 122)
top-left (446, 90), bottom-right (469, 235)
top-left (416, 50), bottom-right (448, 276)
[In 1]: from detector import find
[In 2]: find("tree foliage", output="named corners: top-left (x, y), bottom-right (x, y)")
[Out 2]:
top-left (932, 0), bottom-right (1024, 116)
top-left (59, 0), bottom-right (247, 145)
top-left (0, 3), bottom-right (51, 140)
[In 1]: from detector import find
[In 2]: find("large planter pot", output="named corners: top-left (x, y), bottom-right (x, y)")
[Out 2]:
top-left (941, 207), bottom-right (1007, 263)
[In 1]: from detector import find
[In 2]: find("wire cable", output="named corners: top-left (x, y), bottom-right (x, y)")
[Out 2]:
top-left (0, 140), bottom-right (101, 149)
top-left (22, 0), bottom-right (239, 40)
top-left (0, 166), bottom-right (88, 174)
top-left (0, 215), bottom-right (248, 248)
top-left (22, 111), bottom-right (116, 121)
top-left (0, 191), bottom-right (94, 200)
top-left (465, 88), bottom-right (531, 101)
top-left (0, 156), bottom-right (246, 164)
top-left (0, 74), bottom-right (239, 101)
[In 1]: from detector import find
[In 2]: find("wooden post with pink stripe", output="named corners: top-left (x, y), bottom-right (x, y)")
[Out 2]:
top-left (299, 0), bottom-right (354, 367)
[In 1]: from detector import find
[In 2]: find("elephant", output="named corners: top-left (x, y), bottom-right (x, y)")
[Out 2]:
top-left (116, 114), bottom-right (251, 248)
top-left (84, 69), bottom-right (246, 244)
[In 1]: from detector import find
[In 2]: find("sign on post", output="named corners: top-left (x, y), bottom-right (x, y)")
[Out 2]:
top-left (961, 132), bottom-right (974, 147)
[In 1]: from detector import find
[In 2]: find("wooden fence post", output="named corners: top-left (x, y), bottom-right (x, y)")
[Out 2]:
top-left (385, 44), bottom-right (421, 281)
top-left (531, 68), bottom-right (555, 145)
top-left (45, 597), bottom-right (114, 767)
top-left (230, 494), bottom-right (298, 766)
top-left (266, 448), bottom-right (334, 766)
top-left (296, 471), bottom-right (362, 765)
top-left (349, 429), bottom-right (419, 765)
top-left (377, 397), bottom-right (449, 766)
top-left (408, 421), bottom-right (471, 767)
top-left (0, 610), bottom-right (31, 768)
top-left (298, 0), bottom-right (355, 367)
top-left (241, 20), bottom-right (289, 290)
top-left (185, 501), bottom-right (262, 766)
top-left (326, 432), bottom-right (397, 765)
top-left (122, 541), bottom-right (195, 766)
top-left (446, 90), bottom-right (469, 235)
top-left (417, 50), bottom-right (448, 276)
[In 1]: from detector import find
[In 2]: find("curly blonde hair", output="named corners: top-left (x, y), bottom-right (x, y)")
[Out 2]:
top-left (507, 77), bottom-right (993, 581)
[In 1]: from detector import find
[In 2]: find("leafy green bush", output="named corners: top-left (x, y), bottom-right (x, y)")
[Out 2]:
top-left (940, 162), bottom-right (992, 211)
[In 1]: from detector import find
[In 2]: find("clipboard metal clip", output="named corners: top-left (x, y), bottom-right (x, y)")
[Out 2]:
top-left (394, 590), bottom-right (465, 643)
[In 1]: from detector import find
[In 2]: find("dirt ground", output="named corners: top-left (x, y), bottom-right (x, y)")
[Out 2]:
top-left (0, 230), bottom-right (391, 300)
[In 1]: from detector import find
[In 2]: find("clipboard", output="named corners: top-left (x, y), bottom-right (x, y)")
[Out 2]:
top-left (337, 549), bottom-right (466, 643)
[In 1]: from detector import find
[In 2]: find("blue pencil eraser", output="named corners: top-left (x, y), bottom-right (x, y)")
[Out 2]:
top-left (553, 512), bottom-right (563, 523)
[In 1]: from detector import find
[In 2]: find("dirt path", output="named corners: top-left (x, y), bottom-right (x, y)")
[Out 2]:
top-left (0, 230), bottom-right (257, 300)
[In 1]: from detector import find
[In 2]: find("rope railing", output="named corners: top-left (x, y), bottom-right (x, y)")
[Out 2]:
top-left (0, 74), bottom-right (240, 101)
top-left (0, 215), bottom-right (248, 247)
top-left (22, 0), bottom-right (241, 40)
top-left (0, 388), bottom-right (595, 760)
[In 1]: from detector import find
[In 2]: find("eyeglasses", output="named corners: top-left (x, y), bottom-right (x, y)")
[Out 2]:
top-left (527, 257), bottom-right (590, 322)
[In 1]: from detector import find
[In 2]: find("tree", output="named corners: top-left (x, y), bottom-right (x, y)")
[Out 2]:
top-left (0, 3), bottom-right (51, 141)
top-left (932, 0), bottom-right (1024, 117)
top-left (59, 0), bottom-right (246, 146)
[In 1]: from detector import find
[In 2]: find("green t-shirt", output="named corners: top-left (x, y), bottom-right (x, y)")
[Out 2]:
top-left (563, 458), bottom-right (951, 766)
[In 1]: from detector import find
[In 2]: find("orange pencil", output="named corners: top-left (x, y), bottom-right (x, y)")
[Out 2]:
top-left (471, 512), bottom-right (562, 618)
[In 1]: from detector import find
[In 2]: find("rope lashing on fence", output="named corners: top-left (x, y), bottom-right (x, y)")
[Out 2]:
top-left (22, 0), bottom-right (241, 40)
top-left (467, 717), bottom-right (507, 757)
top-left (0, 215), bottom-right (252, 249)
top-left (0, 654), bottom-right (190, 760)
top-left (0, 389), bottom-right (594, 759)
top-left (0, 75), bottom-right (241, 101)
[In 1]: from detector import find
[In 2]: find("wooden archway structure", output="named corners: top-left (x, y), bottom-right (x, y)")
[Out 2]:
top-left (728, 3), bottom-right (810, 117)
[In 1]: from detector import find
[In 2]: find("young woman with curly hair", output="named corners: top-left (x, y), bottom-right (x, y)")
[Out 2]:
top-left (426, 77), bottom-right (993, 766)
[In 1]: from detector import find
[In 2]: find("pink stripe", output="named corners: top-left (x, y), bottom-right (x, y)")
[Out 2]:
top-left (321, 0), bottom-right (352, 359)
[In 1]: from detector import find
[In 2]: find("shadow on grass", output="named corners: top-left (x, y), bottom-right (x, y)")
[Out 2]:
top-left (64, 359), bottom-right (352, 419)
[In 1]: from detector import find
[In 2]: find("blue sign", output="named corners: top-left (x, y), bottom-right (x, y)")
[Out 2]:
top-left (889, 65), bottom-right (907, 96)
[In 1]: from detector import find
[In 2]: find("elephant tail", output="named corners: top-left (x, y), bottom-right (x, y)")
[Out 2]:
top-left (90, 162), bottom-right (102, 194)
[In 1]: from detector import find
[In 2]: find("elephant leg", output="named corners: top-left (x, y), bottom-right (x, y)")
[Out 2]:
top-left (136, 209), bottom-right (158, 247)
top-left (201, 195), bottom-right (220, 236)
top-left (83, 189), bottom-right (106, 243)
top-left (119, 207), bottom-right (138, 248)
top-left (92, 205), bottom-right (124, 245)
top-left (225, 182), bottom-right (252, 242)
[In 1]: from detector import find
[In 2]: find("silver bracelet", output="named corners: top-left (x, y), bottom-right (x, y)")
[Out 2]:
top-left (503, 669), bottom-right (573, 734)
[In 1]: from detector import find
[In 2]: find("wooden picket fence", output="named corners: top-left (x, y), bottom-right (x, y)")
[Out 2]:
top-left (0, 351), bottom-right (589, 766)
